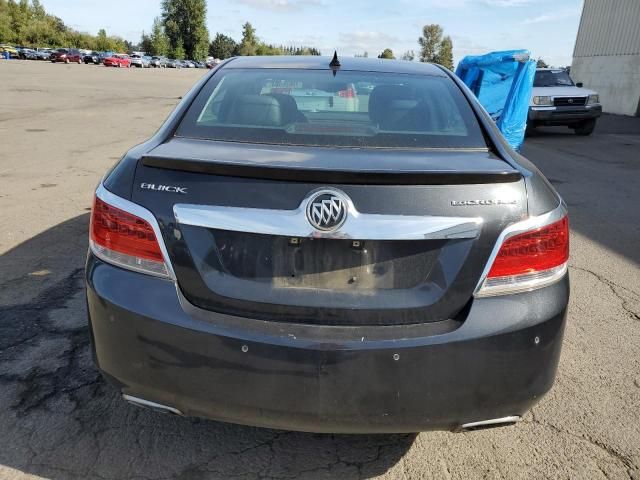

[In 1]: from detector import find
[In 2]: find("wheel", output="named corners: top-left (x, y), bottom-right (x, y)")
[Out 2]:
top-left (574, 119), bottom-right (596, 136)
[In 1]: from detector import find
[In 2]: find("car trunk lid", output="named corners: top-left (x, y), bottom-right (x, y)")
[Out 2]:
top-left (131, 139), bottom-right (527, 326)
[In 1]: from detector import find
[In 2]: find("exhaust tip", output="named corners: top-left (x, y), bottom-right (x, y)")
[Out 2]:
top-left (459, 415), bottom-right (521, 432)
top-left (122, 394), bottom-right (183, 416)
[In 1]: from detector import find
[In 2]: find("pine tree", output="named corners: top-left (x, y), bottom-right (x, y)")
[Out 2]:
top-left (238, 22), bottom-right (257, 56)
top-left (150, 17), bottom-right (170, 56)
top-left (161, 0), bottom-right (209, 59)
top-left (401, 50), bottom-right (415, 61)
top-left (435, 36), bottom-right (453, 70)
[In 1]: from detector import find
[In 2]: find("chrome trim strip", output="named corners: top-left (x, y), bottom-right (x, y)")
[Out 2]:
top-left (461, 416), bottom-right (520, 430)
top-left (473, 201), bottom-right (568, 296)
top-left (174, 190), bottom-right (482, 241)
top-left (94, 183), bottom-right (176, 280)
top-left (122, 394), bottom-right (182, 415)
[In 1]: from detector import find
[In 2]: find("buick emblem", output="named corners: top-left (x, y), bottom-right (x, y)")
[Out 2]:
top-left (567, 98), bottom-right (574, 104)
top-left (306, 190), bottom-right (348, 231)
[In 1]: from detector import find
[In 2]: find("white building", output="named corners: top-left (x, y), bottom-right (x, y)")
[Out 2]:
top-left (571, 0), bottom-right (640, 116)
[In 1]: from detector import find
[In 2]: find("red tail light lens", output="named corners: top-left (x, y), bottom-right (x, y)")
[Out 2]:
top-left (476, 214), bottom-right (569, 297)
top-left (488, 216), bottom-right (569, 278)
top-left (90, 195), bottom-right (168, 277)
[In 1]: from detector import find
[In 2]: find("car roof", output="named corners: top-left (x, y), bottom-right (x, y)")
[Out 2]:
top-left (222, 55), bottom-right (448, 76)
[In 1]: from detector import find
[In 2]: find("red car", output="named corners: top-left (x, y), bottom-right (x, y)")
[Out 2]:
top-left (50, 48), bottom-right (83, 64)
top-left (103, 54), bottom-right (131, 68)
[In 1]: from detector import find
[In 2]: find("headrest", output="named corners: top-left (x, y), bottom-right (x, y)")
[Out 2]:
top-left (369, 85), bottom-right (418, 130)
top-left (227, 94), bottom-right (283, 127)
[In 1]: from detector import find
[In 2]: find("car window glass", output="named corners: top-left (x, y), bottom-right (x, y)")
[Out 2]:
top-left (534, 70), bottom-right (574, 87)
top-left (178, 69), bottom-right (486, 149)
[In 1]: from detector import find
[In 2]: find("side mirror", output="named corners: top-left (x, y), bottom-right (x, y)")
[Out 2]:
top-left (576, 82), bottom-right (583, 88)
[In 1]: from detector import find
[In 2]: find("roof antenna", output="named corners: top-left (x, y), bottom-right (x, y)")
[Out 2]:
top-left (329, 50), bottom-right (340, 76)
top-left (329, 51), bottom-right (341, 68)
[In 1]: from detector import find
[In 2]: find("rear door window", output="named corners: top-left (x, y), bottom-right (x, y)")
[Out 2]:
top-left (177, 68), bottom-right (487, 149)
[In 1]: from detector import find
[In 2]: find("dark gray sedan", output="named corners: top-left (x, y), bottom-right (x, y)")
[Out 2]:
top-left (86, 56), bottom-right (569, 433)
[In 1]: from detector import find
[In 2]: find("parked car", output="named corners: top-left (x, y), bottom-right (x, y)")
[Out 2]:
top-left (205, 58), bottom-right (221, 69)
top-left (103, 54), bottom-right (131, 68)
top-left (150, 56), bottom-right (167, 68)
top-left (130, 54), bottom-right (151, 68)
top-left (166, 59), bottom-right (181, 68)
top-left (87, 56), bottom-right (570, 434)
top-left (528, 68), bottom-right (602, 136)
top-left (0, 44), bottom-right (20, 58)
top-left (83, 51), bottom-right (101, 64)
top-left (18, 48), bottom-right (39, 60)
top-left (98, 51), bottom-right (114, 64)
top-left (51, 48), bottom-right (83, 64)
top-left (33, 49), bottom-right (51, 60)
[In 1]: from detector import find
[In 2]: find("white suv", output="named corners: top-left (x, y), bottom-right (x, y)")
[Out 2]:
top-left (528, 68), bottom-right (602, 136)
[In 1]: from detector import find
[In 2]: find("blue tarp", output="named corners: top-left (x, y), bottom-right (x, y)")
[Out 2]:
top-left (455, 49), bottom-right (536, 150)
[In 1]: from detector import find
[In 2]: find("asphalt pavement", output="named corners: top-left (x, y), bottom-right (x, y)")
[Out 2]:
top-left (0, 60), bottom-right (639, 480)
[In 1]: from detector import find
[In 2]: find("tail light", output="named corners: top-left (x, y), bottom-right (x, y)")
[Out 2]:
top-left (338, 88), bottom-right (355, 98)
top-left (476, 214), bottom-right (569, 297)
top-left (90, 194), bottom-right (170, 278)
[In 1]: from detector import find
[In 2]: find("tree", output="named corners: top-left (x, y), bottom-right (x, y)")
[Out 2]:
top-left (238, 21), bottom-right (258, 56)
top-left (150, 17), bottom-right (170, 56)
top-left (209, 32), bottom-right (237, 59)
top-left (435, 35), bottom-right (453, 70)
top-left (31, 0), bottom-right (45, 18)
top-left (139, 31), bottom-right (153, 54)
top-left (161, 0), bottom-right (209, 59)
top-left (171, 40), bottom-right (185, 59)
top-left (536, 58), bottom-right (549, 68)
top-left (96, 28), bottom-right (110, 51)
top-left (354, 51), bottom-right (368, 58)
top-left (418, 24), bottom-right (455, 68)
top-left (0, 1), bottom-right (127, 49)
top-left (378, 48), bottom-right (395, 59)
top-left (256, 43), bottom-right (282, 55)
top-left (418, 24), bottom-right (443, 63)
top-left (401, 50), bottom-right (415, 61)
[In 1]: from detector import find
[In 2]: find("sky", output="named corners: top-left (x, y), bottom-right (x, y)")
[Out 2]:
top-left (42, 0), bottom-right (583, 66)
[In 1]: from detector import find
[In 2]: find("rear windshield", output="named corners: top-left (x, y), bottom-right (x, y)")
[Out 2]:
top-left (177, 68), bottom-right (486, 148)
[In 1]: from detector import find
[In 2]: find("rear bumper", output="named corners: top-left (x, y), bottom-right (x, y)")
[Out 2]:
top-left (86, 254), bottom-right (569, 433)
top-left (529, 105), bottom-right (602, 125)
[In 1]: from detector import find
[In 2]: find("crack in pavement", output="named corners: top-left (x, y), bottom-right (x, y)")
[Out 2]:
top-left (527, 411), bottom-right (638, 479)
top-left (0, 268), bottom-right (101, 415)
top-left (569, 265), bottom-right (640, 321)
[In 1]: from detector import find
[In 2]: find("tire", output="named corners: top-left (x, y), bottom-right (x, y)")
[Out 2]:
top-left (574, 119), bottom-right (596, 136)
